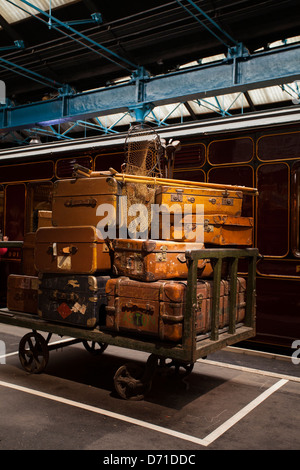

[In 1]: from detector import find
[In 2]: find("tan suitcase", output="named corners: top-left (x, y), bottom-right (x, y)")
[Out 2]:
top-left (155, 185), bottom-right (243, 217)
top-left (7, 274), bottom-right (38, 314)
top-left (34, 226), bottom-right (111, 274)
top-left (52, 176), bottom-right (124, 230)
top-left (112, 238), bottom-right (207, 281)
top-left (160, 214), bottom-right (253, 246)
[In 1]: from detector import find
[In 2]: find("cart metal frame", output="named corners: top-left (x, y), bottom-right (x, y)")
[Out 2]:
top-left (0, 247), bottom-right (258, 399)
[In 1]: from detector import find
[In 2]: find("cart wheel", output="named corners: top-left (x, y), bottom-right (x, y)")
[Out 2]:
top-left (82, 340), bottom-right (108, 355)
top-left (114, 362), bottom-right (151, 401)
top-left (159, 358), bottom-right (194, 377)
top-left (19, 332), bottom-right (49, 374)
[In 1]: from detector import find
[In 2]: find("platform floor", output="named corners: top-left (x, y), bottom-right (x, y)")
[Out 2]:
top-left (0, 323), bottom-right (299, 454)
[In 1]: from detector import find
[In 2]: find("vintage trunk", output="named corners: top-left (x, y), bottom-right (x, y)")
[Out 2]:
top-left (22, 232), bottom-right (38, 276)
top-left (160, 214), bottom-right (253, 246)
top-left (105, 276), bottom-right (246, 342)
top-left (7, 274), bottom-right (38, 314)
top-left (38, 274), bottom-right (110, 328)
top-left (112, 238), bottom-right (208, 281)
top-left (34, 226), bottom-right (111, 274)
top-left (51, 176), bottom-right (123, 230)
top-left (155, 185), bottom-right (243, 217)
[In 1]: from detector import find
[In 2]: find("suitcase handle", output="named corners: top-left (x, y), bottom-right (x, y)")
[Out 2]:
top-left (49, 291), bottom-right (79, 302)
top-left (64, 198), bottom-right (97, 208)
top-left (105, 305), bottom-right (115, 315)
top-left (161, 313), bottom-right (184, 322)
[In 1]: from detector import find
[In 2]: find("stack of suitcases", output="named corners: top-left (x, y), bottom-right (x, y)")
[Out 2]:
top-left (6, 167), bottom-right (254, 343)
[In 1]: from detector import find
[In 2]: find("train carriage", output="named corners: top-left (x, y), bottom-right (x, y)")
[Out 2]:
top-left (0, 106), bottom-right (299, 352)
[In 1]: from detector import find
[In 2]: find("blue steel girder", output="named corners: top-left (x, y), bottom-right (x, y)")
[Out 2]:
top-left (6, 0), bottom-right (138, 73)
top-left (1, 44), bottom-right (300, 131)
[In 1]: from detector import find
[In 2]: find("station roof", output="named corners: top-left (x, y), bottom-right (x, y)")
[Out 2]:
top-left (0, 0), bottom-right (300, 144)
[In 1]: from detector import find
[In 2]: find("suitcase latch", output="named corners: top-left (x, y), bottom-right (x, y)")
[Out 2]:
top-left (222, 198), bottom-right (233, 206)
top-left (204, 219), bottom-right (214, 233)
top-left (222, 189), bottom-right (233, 205)
top-left (171, 193), bottom-right (183, 202)
top-left (156, 245), bottom-right (167, 261)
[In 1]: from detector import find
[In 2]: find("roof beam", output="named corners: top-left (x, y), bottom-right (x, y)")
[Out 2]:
top-left (0, 44), bottom-right (300, 131)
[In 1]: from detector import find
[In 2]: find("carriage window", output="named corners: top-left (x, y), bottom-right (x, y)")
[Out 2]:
top-left (56, 156), bottom-right (92, 178)
top-left (291, 162), bottom-right (300, 257)
top-left (258, 132), bottom-right (300, 161)
top-left (173, 168), bottom-right (205, 182)
top-left (95, 151), bottom-right (124, 172)
top-left (174, 143), bottom-right (205, 169)
top-left (5, 184), bottom-right (25, 241)
top-left (208, 137), bottom-right (253, 165)
top-left (208, 165), bottom-right (254, 217)
top-left (0, 161), bottom-right (53, 183)
top-left (256, 163), bottom-right (289, 256)
top-left (25, 182), bottom-right (53, 233)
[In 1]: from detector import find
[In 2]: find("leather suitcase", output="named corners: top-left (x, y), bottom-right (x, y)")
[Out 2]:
top-left (105, 277), bottom-right (230, 342)
top-left (22, 232), bottom-right (38, 276)
top-left (52, 176), bottom-right (124, 230)
top-left (222, 277), bottom-right (246, 327)
top-left (155, 185), bottom-right (243, 217)
top-left (7, 274), bottom-right (38, 314)
top-left (38, 273), bottom-right (110, 328)
top-left (105, 276), bottom-right (246, 341)
top-left (112, 238), bottom-right (206, 281)
top-left (161, 214), bottom-right (253, 246)
top-left (34, 226), bottom-right (111, 274)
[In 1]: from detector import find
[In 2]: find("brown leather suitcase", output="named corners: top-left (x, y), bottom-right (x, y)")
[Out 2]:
top-left (112, 238), bottom-right (206, 281)
top-left (34, 226), bottom-right (111, 274)
top-left (22, 232), bottom-right (38, 276)
top-left (7, 274), bottom-right (38, 314)
top-left (105, 277), bottom-right (242, 342)
top-left (222, 277), bottom-right (246, 327)
top-left (52, 176), bottom-right (124, 230)
top-left (160, 214), bottom-right (253, 246)
top-left (155, 185), bottom-right (243, 217)
top-left (105, 277), bottom-right (212, 341)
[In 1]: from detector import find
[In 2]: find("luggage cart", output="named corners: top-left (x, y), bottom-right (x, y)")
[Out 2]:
top-left (0, 247), bottom-right (258, 400)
